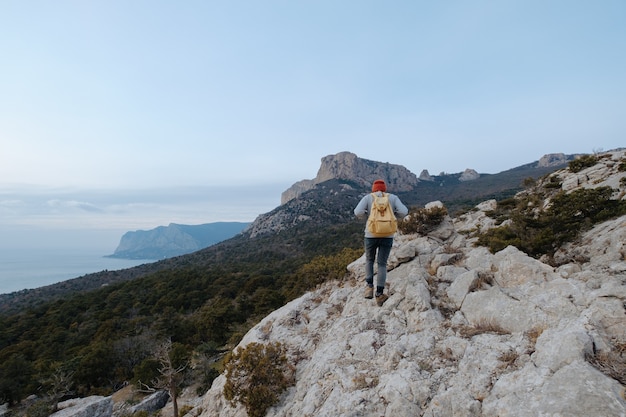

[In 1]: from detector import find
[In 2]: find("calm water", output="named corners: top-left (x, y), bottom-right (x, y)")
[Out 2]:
top-left (0, 248), bottom-right (154, 294)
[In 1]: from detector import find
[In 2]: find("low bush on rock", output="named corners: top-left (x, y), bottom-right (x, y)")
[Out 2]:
top-left (568, 154), bottom-right (599, 173)
top-left (223, 342), bottom-right (294, 417)
top-left (476, 186), bottom-right (626, 260)
top-left (399, 205), bottom-right (448, 235)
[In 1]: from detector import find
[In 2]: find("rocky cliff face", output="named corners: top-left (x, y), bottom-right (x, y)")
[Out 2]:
top-left (537, 152), bottom-right (574, 168)
top-left (197, 150), bottom-right (626, 417)
top-left (281, 152), bottom-right (419, 204)
top-left (458, 168), bottom-right (480, 182)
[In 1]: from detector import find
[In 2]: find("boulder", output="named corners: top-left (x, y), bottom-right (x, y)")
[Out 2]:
top-left (51, 396), bottom-right (112, 417)
top-left (459, 168), bottom-right (480, 181)
top-left (129, 390), bottom-right (169, 414)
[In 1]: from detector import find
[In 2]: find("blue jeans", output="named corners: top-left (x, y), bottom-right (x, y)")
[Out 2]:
top-left (364, 237), bottom-right (393, 291)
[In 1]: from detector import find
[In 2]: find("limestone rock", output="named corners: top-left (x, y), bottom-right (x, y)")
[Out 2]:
top-left (129, 390), bottom-right (169, 415)
top-left (459, 168), bottom-right (480, 181)
top-left (482, 361), bottom-right (626, 417)
top-left (280, 179), bottom-right (314, 205)
top-left (453, 199), bottom-right (497, 234)
top-left (51, 396), bottom-right (112, 417)
top-left (492, 245), bottom-right (557, 287)
top-left (447, 269), bottom-right (479, 307)
top-left (560, 149), bottom-right (626, 193)
top-left (419, 169), bottom-right (434, 181)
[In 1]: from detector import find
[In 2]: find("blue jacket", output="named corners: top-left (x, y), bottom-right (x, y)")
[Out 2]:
top-left (354, 191), bottom-right (409, 238)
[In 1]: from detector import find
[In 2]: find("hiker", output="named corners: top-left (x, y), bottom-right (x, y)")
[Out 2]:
top-left (354, 179), bottom-right (408, 306)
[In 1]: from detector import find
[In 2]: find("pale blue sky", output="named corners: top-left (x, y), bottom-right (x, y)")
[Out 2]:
top-left (1, 1), bottom-right (625, 243)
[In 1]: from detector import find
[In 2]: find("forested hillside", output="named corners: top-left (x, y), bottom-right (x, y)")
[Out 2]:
top-left (0, 181), bottom-right (364, 406)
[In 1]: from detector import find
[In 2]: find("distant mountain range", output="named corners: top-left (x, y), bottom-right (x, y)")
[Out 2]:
top-left (108, 222), bottom-right (250, 259)
top-left (109, 152), bottom-right (577, 260)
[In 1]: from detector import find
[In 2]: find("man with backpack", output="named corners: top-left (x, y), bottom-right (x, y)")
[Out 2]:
top-left (354, 179), bottom-right (408, 306)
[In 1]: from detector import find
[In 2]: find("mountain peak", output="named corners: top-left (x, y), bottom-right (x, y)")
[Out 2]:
top-left (281, 151), bottom-right (419, 204)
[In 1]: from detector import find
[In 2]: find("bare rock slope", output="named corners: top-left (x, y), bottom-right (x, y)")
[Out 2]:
top-left (197, 150), bottom-right (626, 417)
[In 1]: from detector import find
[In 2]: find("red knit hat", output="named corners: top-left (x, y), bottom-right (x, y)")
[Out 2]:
top-left (372, 179), bottom-right (387, 192)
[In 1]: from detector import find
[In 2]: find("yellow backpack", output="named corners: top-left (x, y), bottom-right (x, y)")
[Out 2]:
top-left (367, 193), bottom-right (397, 236)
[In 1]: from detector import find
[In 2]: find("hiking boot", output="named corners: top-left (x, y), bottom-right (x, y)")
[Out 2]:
top-left (375, 293), bottom-right (389, 306)
top-left (364, 286), bottom-right (374, 299)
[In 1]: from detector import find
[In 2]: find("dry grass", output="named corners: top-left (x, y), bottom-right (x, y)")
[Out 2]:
top-left (436, 347), bottom-right (458, 364)
top-left (442, 244), bottom-right (458, 254)
top-left (498, 349), bottom-right (520, 370)
top-left (327, 303), bottom-right (343, 318)
top-left (458, 318), bottom-right (510, 338)
top-left (524, 326), bottom-right (546, 354)
top-left (437, 298), bottom-right (457, 320)
top-left (111, 384), bottom-right (144, 405)
top-left (352, 373), bottom-right (379, 390)
top-left (586, 339), bottom-right (626, 385)
top-left (469, 271), bottom-right (494, 292)
top-left (418, 359), bottom-right (433, 372)
top-left (257, 320), bottom-right (274, 341)
top-left (289, 346), bottom-right (309, 366)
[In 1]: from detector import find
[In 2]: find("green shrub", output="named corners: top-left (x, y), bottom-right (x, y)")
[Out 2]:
top-left (484, 197), bottom-right (519, 225)
top-left (132, 358), bottom-right (160, 388)
top-left (522, 177), bottom-right (536, 188)
top-left (568, 155), bottom-right (598, 173)
top-left (475, 225), bottom-right (522, 253)
top-left (284, 247), bottom-right (362, 300)
top-left (223, 342), bottom-right (294, 417)
top-left (543, 175), bottom-right (563, 189)
top-left (476, 186), bottom-right (626, 259)
top-left (26, 400), bottom-right (54, 417)
top-left (398, 205), bottom-right (448, 235)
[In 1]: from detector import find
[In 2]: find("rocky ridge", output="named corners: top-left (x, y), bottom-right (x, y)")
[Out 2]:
top-left (281, 152), bottom-right (420, 204)
top-left (197, 150), bottom-right (626, 417)
top-left (280, 151), bottom-right (575, 204)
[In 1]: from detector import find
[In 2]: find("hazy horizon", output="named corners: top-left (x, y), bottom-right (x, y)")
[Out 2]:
top-left (0, 183), bottom-right (288, 251)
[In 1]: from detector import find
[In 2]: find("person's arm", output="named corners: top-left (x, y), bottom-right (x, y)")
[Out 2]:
top-left (391, 195), bottom-right (408, 218)
top-left (354, 194), bottom-right (371, 219)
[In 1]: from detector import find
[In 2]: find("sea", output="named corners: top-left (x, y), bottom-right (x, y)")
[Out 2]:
top-left (0, 247), bottom-right (155, 295)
